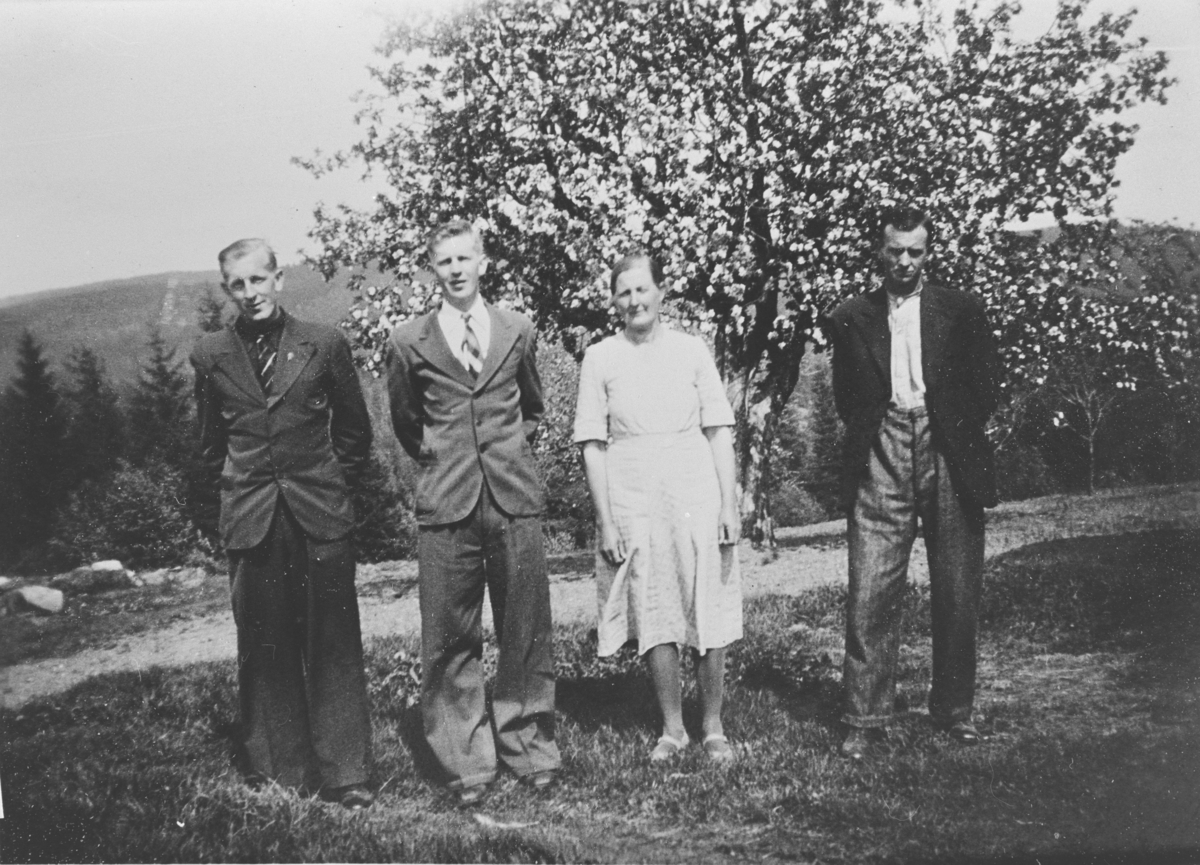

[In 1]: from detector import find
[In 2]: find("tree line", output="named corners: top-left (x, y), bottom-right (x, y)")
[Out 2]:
top-left (0, 297), bottom-right (419, 575)
top-left (1, 249), bottom-right (1195, 577)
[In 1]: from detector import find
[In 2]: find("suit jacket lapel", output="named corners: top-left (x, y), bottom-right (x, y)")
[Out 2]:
top-left (211, 326), bottom-right (265, 403)
top-left (920, 285), bottom-right (953, 394)
top-left (267, 315), bottom-right (316, 410)
top-left (414, 311), bottom-right (475, 389)
top-left (475, 303), bottom-right (518, 391)
top-left (852, 288), bottom-right (891, 386)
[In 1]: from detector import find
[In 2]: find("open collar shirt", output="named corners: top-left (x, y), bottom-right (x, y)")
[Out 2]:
top-left (887, 279), bottom-right (926, 410)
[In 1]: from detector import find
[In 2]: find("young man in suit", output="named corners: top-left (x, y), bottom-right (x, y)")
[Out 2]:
top-left (826, 207), bottom-right (1001, 760)
top-left (191, 238), bottom-right (374, 808)
top-left (386, 219), bottom-right (560, 806)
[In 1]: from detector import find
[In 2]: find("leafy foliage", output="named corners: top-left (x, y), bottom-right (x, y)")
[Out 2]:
top-left (301, 0), bottom-right (1183, 539)
top-left (50, 458), bottom-right (199, 570)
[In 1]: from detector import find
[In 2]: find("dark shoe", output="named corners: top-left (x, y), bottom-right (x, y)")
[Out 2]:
top-left (326, 784), bottom-right (374, 810)
top-left (946, 721), bottom-right (984, 744)
top-left (456, 783), bottom-right (491, 807)
top-left (840, 727), bottom-right (886, 760)
top-left (520, 770), bottom-right (558, 792)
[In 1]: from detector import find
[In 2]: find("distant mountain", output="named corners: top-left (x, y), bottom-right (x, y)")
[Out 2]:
top-left (0, 266), bottom-right (391, 388)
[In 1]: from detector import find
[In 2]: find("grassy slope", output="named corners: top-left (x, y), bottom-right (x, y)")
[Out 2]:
top-left (3, 526), bottom-right (1199, 863)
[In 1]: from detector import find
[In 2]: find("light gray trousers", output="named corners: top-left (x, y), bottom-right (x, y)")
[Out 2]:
top-left (843, 405), bottom-right (985, 729)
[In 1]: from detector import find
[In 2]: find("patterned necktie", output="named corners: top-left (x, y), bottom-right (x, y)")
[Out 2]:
top-left (251, 332), bottom-right (277, 393)
top-left (461, 313), bottom-right (483, 379)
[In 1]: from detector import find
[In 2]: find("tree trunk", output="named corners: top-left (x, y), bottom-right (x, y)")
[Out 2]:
top-left (1087, 435), bottom-right (1096, 495)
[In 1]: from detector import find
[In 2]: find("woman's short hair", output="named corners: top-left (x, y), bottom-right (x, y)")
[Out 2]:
top-left (609, 252), bottom-right (664, 294)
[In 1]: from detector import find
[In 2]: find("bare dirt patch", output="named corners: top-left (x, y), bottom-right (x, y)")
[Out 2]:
top-left (4, 483), bottom-right (1198, 713)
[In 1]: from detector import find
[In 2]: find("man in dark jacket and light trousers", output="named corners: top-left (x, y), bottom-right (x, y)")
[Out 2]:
top-left (826, 207), bottom-right (1001, 760)
top-left (191, 238), bottom-right (374, 809)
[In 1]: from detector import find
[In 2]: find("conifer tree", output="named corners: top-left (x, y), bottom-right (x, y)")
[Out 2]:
top-left (197, 284), bottom-right (230, 334)
top-left (127, 325), bottom-right (193, 470)
top-left (61, 345), bottom-right (125, 486)
top-left (0, 330), bottom-right (68, 564)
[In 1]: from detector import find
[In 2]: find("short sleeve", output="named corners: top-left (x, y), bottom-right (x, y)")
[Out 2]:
top-left (693, 336), bottom-right (735, 428)
top-left (573, 344), bottom-right (610, 443)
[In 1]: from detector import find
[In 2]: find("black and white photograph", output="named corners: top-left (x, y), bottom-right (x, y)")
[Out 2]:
top-left (2, 0), bottom-right (1198, 861)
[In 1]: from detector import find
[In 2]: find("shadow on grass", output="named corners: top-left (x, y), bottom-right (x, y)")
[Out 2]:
top-left (5, 528), bottom-right (1200, 863)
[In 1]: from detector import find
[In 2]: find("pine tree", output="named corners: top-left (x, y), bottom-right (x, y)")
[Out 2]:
top-left (0, 330), bottom-right (69, 565)
top-left (802, 356), bottom-right (844, 516)
top-left (126, 325), bottom-right (193, 470)
top-left (61, 345), bottom-right (125, 485)
top-left (197, 284), bottom-right (230, 334)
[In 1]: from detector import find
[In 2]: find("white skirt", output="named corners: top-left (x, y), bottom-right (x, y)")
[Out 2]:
top-left (595, 430), bottom-right (742, 656)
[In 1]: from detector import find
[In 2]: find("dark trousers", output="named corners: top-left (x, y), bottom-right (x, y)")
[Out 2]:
top-left (417, 486), bottom-right (560, 788)
top-left (843, 405), bottom-right (985, 729)
top-left (228, 500), bottom-right (372, 790)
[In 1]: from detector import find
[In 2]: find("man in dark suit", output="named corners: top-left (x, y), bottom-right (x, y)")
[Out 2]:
top-left (826, 207), bottom-right (1000, 760)
top-left (386, 219), bottom-right (560, 805)
top-left (191, 238), bottom-right (374, 808)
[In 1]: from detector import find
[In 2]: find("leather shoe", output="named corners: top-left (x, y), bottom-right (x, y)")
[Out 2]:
top-left (456, 783), bottom-right (491, 807)
top-left (946, 721), bottom-right (984, 744)
top-left (840, 727), bottom-right (886, 760)
top-left (327, 784), bottom-right (374, 810)
top-left (520, 770), bottom-right (558, 792)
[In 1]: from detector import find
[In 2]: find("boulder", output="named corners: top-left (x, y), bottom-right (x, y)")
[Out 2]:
top-left (0, 576), bottom-right (16, 591)
top-left (49, 565), bottom-right (136, 596)
top-left (10, 585), bottom-right (65, 614)
top-left (90, 560), bottom-right (126, 572)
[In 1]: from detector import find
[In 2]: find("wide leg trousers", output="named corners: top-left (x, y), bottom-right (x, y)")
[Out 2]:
top-left (417, 486), bottom-right (560, 789)
top-left (842, 406), bottom-right (985, 729)
top-left (228, 500), bottom-right (372, 790)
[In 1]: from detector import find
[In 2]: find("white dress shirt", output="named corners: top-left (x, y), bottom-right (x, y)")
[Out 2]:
top-left (437, 295), bottom-right (491, 374)
top-left (887, 281), bottom-right (926, 410)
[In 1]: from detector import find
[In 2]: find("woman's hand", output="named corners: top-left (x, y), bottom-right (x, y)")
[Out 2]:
top-left (598, 519), bottom-right (627, 566)
top-left (717, 503), bottom-right (740, 546)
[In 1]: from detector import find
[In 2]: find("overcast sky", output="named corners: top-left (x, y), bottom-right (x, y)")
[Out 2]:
top-left (1, 0), bottom-right (1197, 301)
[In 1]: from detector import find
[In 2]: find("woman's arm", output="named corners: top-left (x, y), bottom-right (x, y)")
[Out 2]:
top-left (703, 425), bottom-right (740, 546)
top-left (580, 440), bottom-right (627, 565)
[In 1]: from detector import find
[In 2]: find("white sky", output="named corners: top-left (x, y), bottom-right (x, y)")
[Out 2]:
top-left (1, 0), bottom-right (1197, 300)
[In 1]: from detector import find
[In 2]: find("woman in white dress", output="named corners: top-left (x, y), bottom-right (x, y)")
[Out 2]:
top-left (574, 252), bottom-right (742, 764)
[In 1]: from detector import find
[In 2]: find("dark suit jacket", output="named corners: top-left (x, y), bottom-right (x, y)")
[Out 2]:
top-left (386, 303), bottom-right (546, 526)
top-left (826, 284), bottom-right (1000, 511)
top-left (191, 312), bottom-right (372, 550)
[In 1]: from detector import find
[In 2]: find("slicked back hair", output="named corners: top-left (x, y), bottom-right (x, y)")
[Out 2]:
top-left (609, 251), bottom-right (665, 295)
top-left (877, 207), bottom-right (936, 248)
top-left (218, 238), bottom-right (278, 275)
top-left (426, 219), bottom-right (484, 258)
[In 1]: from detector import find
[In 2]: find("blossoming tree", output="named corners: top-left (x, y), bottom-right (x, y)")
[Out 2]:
top-left (300, 0), bottom-right (1186, 542)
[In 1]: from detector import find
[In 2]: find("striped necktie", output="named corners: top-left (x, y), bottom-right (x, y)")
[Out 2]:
top-left (251, 332), bottom-right (277, 393)
top-left (462, 313), bottom-right (483, 379)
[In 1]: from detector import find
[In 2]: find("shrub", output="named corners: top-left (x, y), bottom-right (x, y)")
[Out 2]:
top-left (50, 459), bottom-right (198, 570)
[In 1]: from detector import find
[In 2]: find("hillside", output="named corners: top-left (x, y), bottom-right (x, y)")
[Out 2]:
top-left (0, 266), bottom-right (392, 386)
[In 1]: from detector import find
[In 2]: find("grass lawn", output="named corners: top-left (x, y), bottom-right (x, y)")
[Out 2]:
top-left (3, 528), bottom-right (1199, 863)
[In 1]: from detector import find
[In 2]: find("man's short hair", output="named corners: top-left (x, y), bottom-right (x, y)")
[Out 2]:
top-left (219, 238), bottom-right (278, 273)
top-left (609, 251), bottom-right (665, 294)
top-left (426, 219), bottom-right (484, 257)
top-left (877, 207), bottom-right (936, 247)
